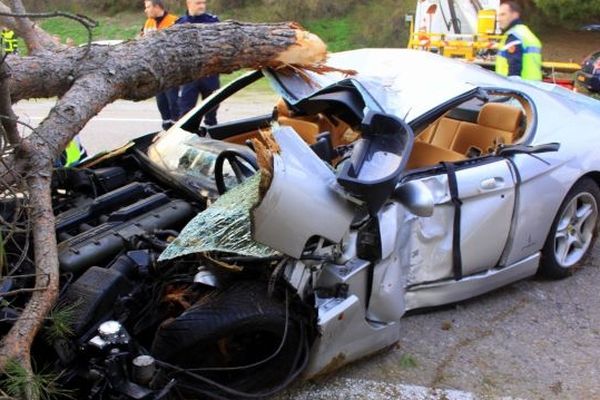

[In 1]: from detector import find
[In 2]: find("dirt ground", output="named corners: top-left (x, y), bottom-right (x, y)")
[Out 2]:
top-left (541, 29), bottom-right (600, 63)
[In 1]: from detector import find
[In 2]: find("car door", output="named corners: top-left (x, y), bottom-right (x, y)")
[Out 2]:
top-left (404, 158), bottom-right (517, 286)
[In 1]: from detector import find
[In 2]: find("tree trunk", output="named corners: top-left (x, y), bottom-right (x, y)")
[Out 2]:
top-left (5, 21), bottom-right (325, 169)
top-left (9, 22), bottom-right (325, 103)
top-left (0, 12), bottom-right (327, 398)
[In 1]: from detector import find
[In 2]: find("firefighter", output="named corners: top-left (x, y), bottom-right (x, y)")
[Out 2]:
top-left (1, 28), bottom-right (18, 54)
top-left (142, 0), bottom-right (179, 130)
top-left (495, 1), bottom-right (542, 81)
top-left (175, 0), bottom-right (220, 126)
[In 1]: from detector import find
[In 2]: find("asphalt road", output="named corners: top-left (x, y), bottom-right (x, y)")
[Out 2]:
top-left (14, 98), bottom-right (164, 155)
top-left (279, 244), bottom-right (600, 400)
top-left (16, 98), bottom-right (600, 400)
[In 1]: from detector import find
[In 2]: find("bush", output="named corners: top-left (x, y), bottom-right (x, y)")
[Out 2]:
top-left (534, 0), bottom-right (600, 24)
top-left (350, 0), bottom-right (412, 48)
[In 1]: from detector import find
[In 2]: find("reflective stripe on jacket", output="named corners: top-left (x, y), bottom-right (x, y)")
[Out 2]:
top-left (63, 138), bottom-right (85, 167)
top-left (495, 24), bottom-right (542, 81)
top-left (1, 30), bottom-right (18, 54)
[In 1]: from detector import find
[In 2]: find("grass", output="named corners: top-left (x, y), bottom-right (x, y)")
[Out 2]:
top-left (304, 17), bottom-right (355, 53)
top-left (39, 12), bottom-right (142, 45)
top-left (398, 353), bottom-right (418, 369)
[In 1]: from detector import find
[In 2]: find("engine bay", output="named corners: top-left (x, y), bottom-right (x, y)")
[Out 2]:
top-left (0, 140), bottom-right (315, 399)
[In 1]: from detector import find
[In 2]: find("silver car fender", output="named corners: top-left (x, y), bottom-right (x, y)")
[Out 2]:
top-left (253, 126), bottom-right (355, 258)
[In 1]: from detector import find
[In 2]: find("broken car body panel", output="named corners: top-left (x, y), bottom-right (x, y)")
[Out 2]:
top-left (8, 49), bottom-right (600, 399)
top-left (252, 126), bottom-right (355, 259)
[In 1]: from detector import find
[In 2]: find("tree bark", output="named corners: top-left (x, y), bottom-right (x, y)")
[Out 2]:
top-left (9, 22), bottom-right (325, 103)
top-left (0, 17), bottom-right (327, 397)
top-left (0, 63), bottom-right (18, 145)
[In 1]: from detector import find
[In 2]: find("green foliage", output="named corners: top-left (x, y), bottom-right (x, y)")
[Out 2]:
top-left (44, 301), bottom-right (79, 342)
top-left (37, 13), bottom-right (142, 45)
top-left (349, 0), bottom-right (412, 48)
top-left (534, 0), bottom-right (600, 24)
top-left (1, 359), bottom-right (73, 400)
top-left (304, 18), bottom-right (354, 53)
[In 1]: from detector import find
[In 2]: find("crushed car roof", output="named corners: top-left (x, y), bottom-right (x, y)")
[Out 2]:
top-left (268, 49), bottom-right (509, 122)
top-left (268, 49), bottom-right (600, 143)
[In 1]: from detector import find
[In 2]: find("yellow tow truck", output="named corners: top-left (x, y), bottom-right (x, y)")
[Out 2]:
top-left (406, 0), bottom-right (581, 89)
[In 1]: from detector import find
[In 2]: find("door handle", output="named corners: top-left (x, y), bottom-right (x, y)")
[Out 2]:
top-left (480, 177), bottom-right (504, 190)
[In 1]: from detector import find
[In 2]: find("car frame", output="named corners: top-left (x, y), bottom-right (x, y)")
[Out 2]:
top-left (151, 48), bottom-right (600, 376)
top-left (6, 49), bottom-right (600, 399)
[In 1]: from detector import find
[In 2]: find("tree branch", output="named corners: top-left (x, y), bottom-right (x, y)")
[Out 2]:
top-left (8, 21), bottom-right (326, 103)
top-left (0, 20), bottom-right (327, 394)
top-left (0, 0), bottom-right (61, 54)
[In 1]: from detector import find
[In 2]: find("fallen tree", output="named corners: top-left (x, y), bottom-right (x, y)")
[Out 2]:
top-left (0, 1), bottom-right (327, 398)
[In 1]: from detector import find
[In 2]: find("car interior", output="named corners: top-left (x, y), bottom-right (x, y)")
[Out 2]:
top-left (408, 95), bottom-right (530, 169)
top-left (180, 77), bottom-right (533, 173)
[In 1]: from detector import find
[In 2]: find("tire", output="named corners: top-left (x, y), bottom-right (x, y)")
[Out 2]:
top-left (151, 281), bottom-right (305, 392)
top-left (539, 178), bottom-right (600, 279)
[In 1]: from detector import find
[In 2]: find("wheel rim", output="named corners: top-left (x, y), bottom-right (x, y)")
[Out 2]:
top-left (554, 192), bottom-right (599, 268)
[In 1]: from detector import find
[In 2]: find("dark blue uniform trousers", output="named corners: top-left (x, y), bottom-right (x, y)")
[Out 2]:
top-left (156, 86), bottom-right (179, 130)
top-left (178, 75), bottom-right (220, 126)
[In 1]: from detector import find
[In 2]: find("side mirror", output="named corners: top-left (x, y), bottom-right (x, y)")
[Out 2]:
top-left (393, 180), bottom-right (434, 217)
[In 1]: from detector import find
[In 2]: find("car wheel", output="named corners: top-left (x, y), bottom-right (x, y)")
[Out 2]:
top-left (540, 178), bottom-right (600, 278)
top-left (151, 281), bottom-right (306, 393)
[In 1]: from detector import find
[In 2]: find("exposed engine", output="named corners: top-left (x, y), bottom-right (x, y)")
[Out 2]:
top-left (1, 144), bottom-right (311, 399)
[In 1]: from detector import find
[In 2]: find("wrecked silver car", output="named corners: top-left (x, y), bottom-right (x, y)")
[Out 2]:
top-left (4, 49), bottom-right (600, 399)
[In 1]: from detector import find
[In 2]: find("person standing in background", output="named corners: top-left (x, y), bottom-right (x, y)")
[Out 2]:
top-left (495, 1), bottom-right (542, 81)
top-left (142, 0), bottom-right (180, 130)
top-left (176, 0), bottom-right (220, 126)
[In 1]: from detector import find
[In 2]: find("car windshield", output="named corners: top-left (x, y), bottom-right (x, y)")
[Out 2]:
top-left (147, 128), bottom-right (249, 197)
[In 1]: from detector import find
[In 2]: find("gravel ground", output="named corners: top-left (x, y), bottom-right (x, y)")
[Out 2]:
top-left (279, 244), bottom-right (600, 400)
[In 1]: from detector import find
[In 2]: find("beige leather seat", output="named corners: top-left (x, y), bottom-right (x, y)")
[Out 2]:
top-left (277, 116), bottom-right (320, 144)
top-left (406, 141), bottom-right (466, 170)
top-left (451, 103), bottom-right (523, 155)
top-left (275, 98), bottom-right (320, 144)
top-left (416, 116), bottom-right (461, 149)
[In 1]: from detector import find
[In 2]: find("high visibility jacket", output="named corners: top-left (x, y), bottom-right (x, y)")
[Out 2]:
top-left (143, 13), bottom-right (178, 35)
top-left (1, 29), bottom-right (18, 54)
top-left (61, 137), bottom-right (86, 167)
top-left (496, 24), bottom-right (542, 81)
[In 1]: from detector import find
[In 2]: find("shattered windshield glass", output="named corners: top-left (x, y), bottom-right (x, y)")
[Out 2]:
top-left (159, 172), bottom-right (279, 260)
top-left (147, 128), bottom-right (248, 197)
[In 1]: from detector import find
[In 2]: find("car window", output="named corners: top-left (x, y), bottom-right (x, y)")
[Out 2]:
top-left (213, 76), bottom-right (280, 124)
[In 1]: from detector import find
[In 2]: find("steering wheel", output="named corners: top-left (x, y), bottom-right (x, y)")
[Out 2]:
top-left (214, 150), bottom-right (258, 195)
